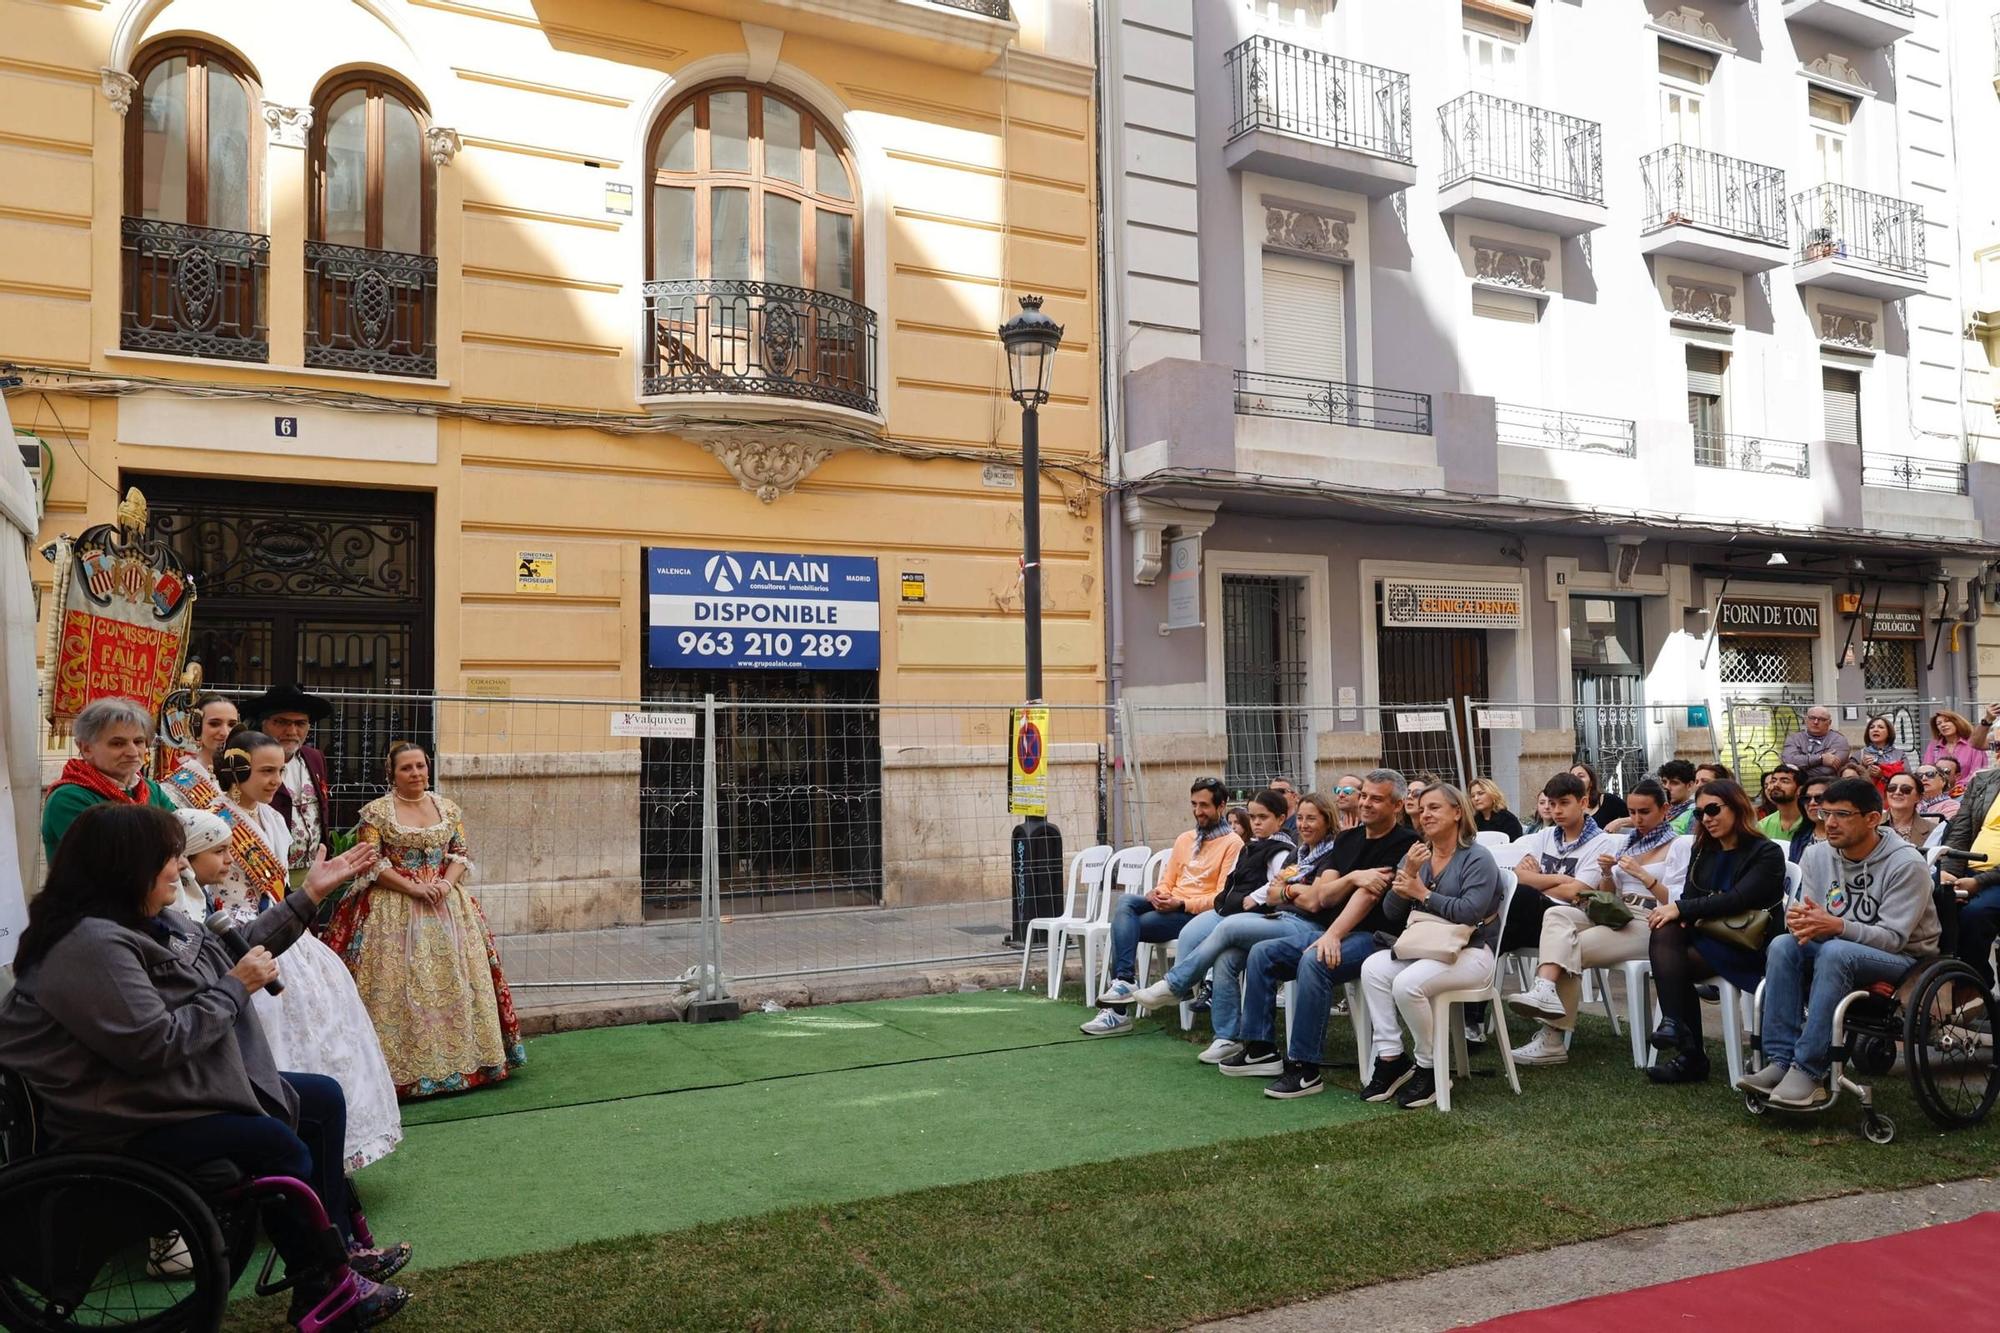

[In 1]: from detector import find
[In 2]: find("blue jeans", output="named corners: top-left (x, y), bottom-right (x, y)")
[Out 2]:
top-left (1160, 910), bottom-right (1222, 988)
top-left (1164, 913), bottom-right (1307, 1039)
top-left (130, 1072), bottom-right (353, 1279)
top-left (1240, 927), bottom-right (1382, 1059)
top-left (1957, 885), bottom-right (2000, 986)
top-left (1761, 934), bottom-right (1915, 1079)
top-left (1108, 893), bottom-right (1195, 983)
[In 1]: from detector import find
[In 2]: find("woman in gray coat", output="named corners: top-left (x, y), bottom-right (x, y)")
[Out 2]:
top-left (0, 803), bottom-right (410, 1328)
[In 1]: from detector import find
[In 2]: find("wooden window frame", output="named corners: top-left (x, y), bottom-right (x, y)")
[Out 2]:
top-left (645, 82), bottom-right (863, 298)
top-left (123, 42), bottom-right (264, 227)
top-left (309, 73), bottom-right (436, 256)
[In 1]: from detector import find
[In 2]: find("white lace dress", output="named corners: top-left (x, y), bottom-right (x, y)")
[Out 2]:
top-left (213, 799), bottom-right (405, 1170)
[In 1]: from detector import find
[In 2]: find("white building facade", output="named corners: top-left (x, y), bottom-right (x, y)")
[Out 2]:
top-left (1099, 0), bottom-right (2000, 803)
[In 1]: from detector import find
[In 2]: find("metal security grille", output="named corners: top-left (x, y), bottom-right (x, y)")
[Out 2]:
top-left (1574, 674), bottom-right (1647, 795)
top-left (1863, 639), bottom-right (1917, 694)
top-left (1222, 575), bottom-right (1310, 795)
top-left (1719, 637), bottom-right (1815, 696)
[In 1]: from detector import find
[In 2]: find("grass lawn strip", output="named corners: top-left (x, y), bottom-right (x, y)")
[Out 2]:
top-left (223, 1012), bottom-right (2000, 1331)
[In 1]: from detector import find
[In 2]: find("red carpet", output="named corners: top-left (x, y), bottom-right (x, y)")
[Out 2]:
top-left (1467, 1211), bottom-right (2000, 1331)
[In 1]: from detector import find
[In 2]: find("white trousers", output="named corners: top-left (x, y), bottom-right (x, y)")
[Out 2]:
top-left (1360, 945), bottom-right (1498, 1070)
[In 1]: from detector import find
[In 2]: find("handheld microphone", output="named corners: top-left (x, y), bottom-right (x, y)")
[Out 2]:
top-left (204, 910), bottom-right (284, 996)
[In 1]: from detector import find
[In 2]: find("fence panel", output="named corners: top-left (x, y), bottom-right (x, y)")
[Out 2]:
top-left (1719, 697), bottom-right (1959, 783)
top-left (1459, 700), bottom-right (1719, 811)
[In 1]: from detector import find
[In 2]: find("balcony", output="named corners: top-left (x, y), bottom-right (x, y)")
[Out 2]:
top-left (1694, 430), bottom-right (1811, 478)
top-left (927, 0), bottom-right (1009, 14)
top-left (1223, 36), bottom-right (1416, 197)
top-left (1495, 403), bottom-right (1635, 457)
top-left (1791, 183), bottom-right (1926, 300)
top-left (1862, 451), bottom-right (1967, 495)
top-left (642, 279), bottom-right (881, 418)
top-left (1436, 93), bottom-right (1605, 236)
top-left (304, 241), bottom-right (438, 379)
top-left (120, 217), bottom-right (269, 363)
top-left (1638, 145), bottom-right (1787, 272)
top-left (1234, 370), bottom-right (1432, 435)
top-left (1781, 0), bottom-right (1915, 47)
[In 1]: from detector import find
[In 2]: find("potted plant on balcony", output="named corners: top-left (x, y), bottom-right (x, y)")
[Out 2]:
top-left (1805, 226), bottom-right (1835, 261)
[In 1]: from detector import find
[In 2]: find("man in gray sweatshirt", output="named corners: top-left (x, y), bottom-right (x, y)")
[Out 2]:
top-left (1742, 777), bottom-right (1939, 1109)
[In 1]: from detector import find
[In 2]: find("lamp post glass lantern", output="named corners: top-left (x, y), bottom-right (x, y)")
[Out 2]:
top-left (998, 295), bottom-right (1064, 707)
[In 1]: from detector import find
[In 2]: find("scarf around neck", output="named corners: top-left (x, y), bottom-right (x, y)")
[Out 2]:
top-left (50, 757), bottom-right (149, 805)
top-left (1550, 815), bottom-right (1603, 859)
top-left (1621, 819), bottom-right (1679, 861)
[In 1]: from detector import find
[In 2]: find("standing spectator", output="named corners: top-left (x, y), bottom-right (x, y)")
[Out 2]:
top-left (1507, 779), bottom-right (1687, 1065)
top-left (1882, 774), bottom-right (1936, 848)
top-left (1854, 716), bottom-right (1909, 790)
top-left (246, 684), bottom-right (337, 883)
top-left (1922, 710), bottom-right (1986, 780)
top-left (1740, 778), bottom-right (1937, 1109)
top-left (1917, 763), bottom-right (1960, 820)
top-left (158, 694), bottom-right (240, 813)
top-left (41, 696), bottom-right (176, 859)
top-left (322, 742), bottom-right (525, 1098)
top-left (1940, 762), bottom-right (2000, 986)
top-left (1267, 776), bottom-right (1301, 837)
top-left (1643, 780), bottom-right (1786, 1084)
top-left (1790, 773), bottom-right (1833, 864)
top-left (1356, 784), bottom-right (1503, 1109)
top-left (1571, 762), bottom-right (1627, 829)
top-left (1757, 766), bottom-right (1806, 841)
top-left (1330, 772), bottom-right (1364, 831)
top-left (1780, 707), bottom-right (1851, 772)
top-left (1469, 778), bottom-right (1523, 840)
top-left (1228, 773), bottom-right (1420, 1096)
top-left (1079, 777), bottom-right (1242, 1036)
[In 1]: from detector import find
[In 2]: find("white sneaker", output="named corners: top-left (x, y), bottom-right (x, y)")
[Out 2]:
top-left (1133, 979), bottom-right (1179, 1010)
top-left (1080, 1008), bottom-right (1133, 1037)
top-left (1463, 1019), bottom-right (1488, 1045)
top-left (1098, 980), bottom-right (1138, 1007)
top-left (146, 1232), bottom-right (193, 1280)
top-left (1505, 978), bottom-right (1567, 1023)
top-left (1197, 1038), bottom-right (1244, 1065)
top-left (1510, 1026), bottom-right (1569, 1066)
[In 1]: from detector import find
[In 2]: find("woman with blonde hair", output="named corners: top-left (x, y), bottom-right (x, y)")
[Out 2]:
top-left (1468, 778), bottom-right (1522, 840)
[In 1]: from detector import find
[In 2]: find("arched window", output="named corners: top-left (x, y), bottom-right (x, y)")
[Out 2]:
top-left (306, 74), bottom-right (437, 377)
top-left (125, 42), bottom-right (260, 230)
top-left (311, 74), bottom-right (434, 255)
top-left (122, 43), bottom-right (266, 360)
top-left (648, 84), bottom-right (858, 299)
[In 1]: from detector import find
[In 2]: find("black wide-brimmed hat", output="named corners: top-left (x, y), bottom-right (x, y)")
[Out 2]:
top-left (243, 683), bottom-right (334, 723)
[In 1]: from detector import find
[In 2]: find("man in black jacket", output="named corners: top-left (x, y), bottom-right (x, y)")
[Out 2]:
top-left (1234, 770), bottom-right (1421, 1099)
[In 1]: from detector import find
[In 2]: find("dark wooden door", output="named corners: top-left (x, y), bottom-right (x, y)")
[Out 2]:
top-left (1377, 626), bottom-right (1490, 783)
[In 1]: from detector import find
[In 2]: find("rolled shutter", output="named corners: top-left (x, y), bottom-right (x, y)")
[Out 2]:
top-left (1822, 367), bottom-right (1860, 446)
top-left (1262, 254), bottom-right (1347, 382)
top-left (1685, 345), bottom-right (1726, 396)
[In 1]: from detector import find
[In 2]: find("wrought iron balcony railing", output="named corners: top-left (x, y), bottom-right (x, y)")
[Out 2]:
top-left (1694, 430), bottom-right (1811, 477)
top-left (1497, 403), bottom-right (1636, 457)
top-left (926, 0), bottom-right (1011, 15)
top-left (1640, 144), bottom-right (1785, 247)
top-left (1864, 0), bottom-right (1915, 16)
top-left (305, 241), bottom-right (438, 379)
top-left (1438, 92), bottom-right (1602, 205)
top-left (1861, 451), bottom-right (1967, 494)
top-left (643, 279), bottom-right (880, 415)
top-left (1225, 35), bottom-right (1413, 163)
top-left (1791, 183), bottom-right (1925, 279)
top-left (1234, 369), bottom-right (1432, 435)
top-left (120, 216), bottom-right (269, 362)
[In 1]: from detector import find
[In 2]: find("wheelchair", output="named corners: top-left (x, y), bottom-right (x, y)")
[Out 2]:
top-left (0, 1066), bottom-right (378, 1333)
top-left (1744, 865), bottom-right (2000, 1145)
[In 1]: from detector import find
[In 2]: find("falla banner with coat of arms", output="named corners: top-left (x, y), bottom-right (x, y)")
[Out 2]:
top-left (39, 487), bottom-right (196, 739)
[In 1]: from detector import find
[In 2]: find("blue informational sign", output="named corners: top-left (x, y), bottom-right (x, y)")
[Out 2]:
top-left (646, 547), bottom-right (881, 671)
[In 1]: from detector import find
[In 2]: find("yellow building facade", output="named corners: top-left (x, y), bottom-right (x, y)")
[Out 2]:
top-left (4, 0), bottom-right (1103, 930)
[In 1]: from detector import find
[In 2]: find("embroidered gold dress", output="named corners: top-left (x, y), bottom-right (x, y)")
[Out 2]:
top-left (322, 794), bottom-right (524, 1100)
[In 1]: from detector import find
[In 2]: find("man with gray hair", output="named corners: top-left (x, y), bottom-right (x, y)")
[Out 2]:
top-left (41, 696), bottom-right (175, 859)
top-left (1780, 706), bottom-right (1851, 772)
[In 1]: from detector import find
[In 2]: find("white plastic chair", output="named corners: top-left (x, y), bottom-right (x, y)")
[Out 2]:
top-left (1016, 843), bottom-right (1111, 1000)
top-left (1783, 858), bottom-right (1804, 902)
top-left (1277, 971), bottom-right (1377, 1084)
top-left (1078, 846), bottom-right (1152, 1007)
top-left (1475, 830), bottom-right (1513, 851)
top-left (1430, 868), bottom-right (1523, 1112)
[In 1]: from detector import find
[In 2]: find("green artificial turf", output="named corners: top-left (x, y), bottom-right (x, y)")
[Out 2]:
top-left (221, 1004), bottom-right (2000, 1332)
top-left (399, 990), bottom-right (1098, 1126)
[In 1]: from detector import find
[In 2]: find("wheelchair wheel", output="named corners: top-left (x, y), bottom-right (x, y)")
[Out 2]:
top-left (1863, 1111), bottom-right (1896, 1145)
top-left (0, 1153), bottom-right (230, 1333)
top-left (1903, 960), bottom-right (2000, 1131)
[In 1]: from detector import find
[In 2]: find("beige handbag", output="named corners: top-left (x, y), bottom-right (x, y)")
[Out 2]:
top-left (1391, 911), bottom-right (1475, 964)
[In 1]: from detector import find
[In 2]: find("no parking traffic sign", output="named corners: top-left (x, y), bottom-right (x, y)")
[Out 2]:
top-left (1010, 706), bottom-right (1049, 817)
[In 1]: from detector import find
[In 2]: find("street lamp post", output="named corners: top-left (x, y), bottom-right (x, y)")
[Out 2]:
top-left (998, 295), bottom-right (1065, 949)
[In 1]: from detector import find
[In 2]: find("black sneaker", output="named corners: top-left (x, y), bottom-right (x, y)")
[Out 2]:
top-left (1218, 1043), bottom-right (1284, 1077)
top-left (1645, 1050), bottom-right (1711, 1085)
top-left (1358, 1052), bottom-right (1415, 1103)
top-left (1694, 983), bottom-right (1721, 1003)
top-left (1264, 1062), bottom-right (1324, 1100)
top-left (1190, 980), bottom-right (1213, 1014)
top-left (1394, 1065), bottom-right (1438, 1109)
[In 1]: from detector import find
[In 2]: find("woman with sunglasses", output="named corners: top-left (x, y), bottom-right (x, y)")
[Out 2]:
top-left (1468, 778), bottom-right (1523, 841)
top-left (1917, 764), bottom-right (1960, 819)
top-left (1642, 780), bottom-right (1786, 1083)
top-left (1789, 774), bottom-right (1833, 865)
top-left (1883, 774), bottom-right (1937, 847)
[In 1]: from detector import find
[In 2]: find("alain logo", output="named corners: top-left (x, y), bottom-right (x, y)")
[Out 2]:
top-left (703, 554), bottom-right (745, 593)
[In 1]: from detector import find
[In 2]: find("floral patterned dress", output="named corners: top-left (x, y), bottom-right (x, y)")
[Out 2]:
top-left (322, 793), bottom-right (525, 1100)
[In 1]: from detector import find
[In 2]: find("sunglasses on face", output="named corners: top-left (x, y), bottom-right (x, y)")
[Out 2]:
top-left (1333, 786), bottom-right (1357, 795)
top-left (1804, 793), bottom-right (1826, 804)
top-left (1696, 803), bottom-right (1726, 819)
top-left (1918, 770), bottom-right (1940, 779)
top-left (1888, 784), bottom-right (1918, 795)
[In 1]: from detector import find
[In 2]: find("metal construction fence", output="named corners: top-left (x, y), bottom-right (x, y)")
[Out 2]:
top-left (139, 688), bottom-right (1977, 1006)
top-left (1716, 697), bottom-right (1961, 784)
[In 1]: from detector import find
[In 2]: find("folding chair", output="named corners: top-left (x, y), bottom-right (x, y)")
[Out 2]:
top-left (1017, 844), bottom-right (1111, 999)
